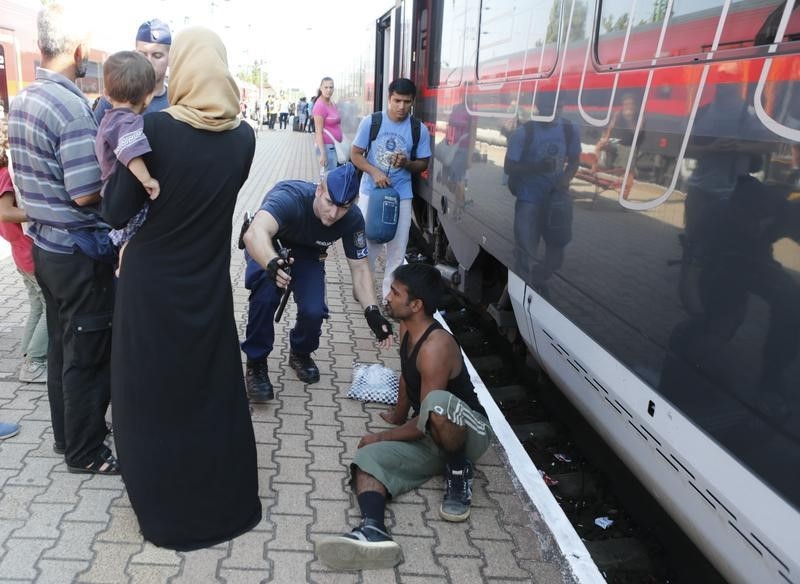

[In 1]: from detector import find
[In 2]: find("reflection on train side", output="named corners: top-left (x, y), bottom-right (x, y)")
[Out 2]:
top-left (430, 35), bottom-right (800, 513)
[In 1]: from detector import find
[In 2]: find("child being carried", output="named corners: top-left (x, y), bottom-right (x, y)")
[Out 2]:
top-left (95, 51), bottom-right (160, 275)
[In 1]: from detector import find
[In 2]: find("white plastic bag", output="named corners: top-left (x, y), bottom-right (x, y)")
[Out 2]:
top-left (347, 363), bottom-right (399, 405)
top-left (323, 129), bottom-right (352, 164)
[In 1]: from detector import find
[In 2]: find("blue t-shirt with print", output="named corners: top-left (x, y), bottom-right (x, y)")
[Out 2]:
top-left (506, 118), bottom-right (580, 203)
top-left (353, 112), bottom-right (432, 201)
top-left (258, 180), bottom-right (368, 260)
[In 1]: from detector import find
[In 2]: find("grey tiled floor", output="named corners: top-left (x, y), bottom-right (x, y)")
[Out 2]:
top-left (0, 127), bottom-right (575, 583)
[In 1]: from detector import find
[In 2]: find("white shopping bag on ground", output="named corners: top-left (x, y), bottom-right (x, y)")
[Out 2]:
top-left (347, 363), bottom-right (399, 405)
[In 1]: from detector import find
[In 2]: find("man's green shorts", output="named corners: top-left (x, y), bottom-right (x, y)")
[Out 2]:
top-left (352, 390), bottom-right (493, 497)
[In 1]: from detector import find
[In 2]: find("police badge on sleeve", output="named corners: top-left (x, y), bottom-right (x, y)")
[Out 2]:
top-left (354, 231), bottom-right (368, 258)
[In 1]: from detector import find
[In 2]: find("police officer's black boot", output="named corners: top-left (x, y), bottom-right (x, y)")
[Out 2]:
top-left (245, 358), bottom-right (274, 402)
top-left (289, 351), bottom-right (320, 384)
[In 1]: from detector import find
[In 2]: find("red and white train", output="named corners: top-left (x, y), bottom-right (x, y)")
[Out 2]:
top-left (337, 1), bottom-right (800, 583)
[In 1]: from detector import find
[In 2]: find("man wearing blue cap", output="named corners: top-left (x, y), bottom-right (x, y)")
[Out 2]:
top-left (94, 19), bottom-right (171, 123)
top-left (241, 163), bottom-right (394, 402)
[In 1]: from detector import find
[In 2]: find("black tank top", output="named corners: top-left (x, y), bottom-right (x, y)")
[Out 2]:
top-left (399, 321), bottom-right (486, 418)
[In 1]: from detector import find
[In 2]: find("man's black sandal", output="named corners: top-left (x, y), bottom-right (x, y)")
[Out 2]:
top-left (67, 447), bottom-right (121, 475)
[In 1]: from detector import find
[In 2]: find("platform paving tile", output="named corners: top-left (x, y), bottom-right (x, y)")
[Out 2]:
top-left (126, 563), bottom-right (182, 584)
top-left (307, 571), bottom-right (359, 584)
top-left (271, 482), bottom-right (313, 516)
top-left (218, 568), bottom-right (270, 584)
top-left (8, 503), bottom-right (73, 539)
top-left (41, 521), bottom-right (107, 561)
top-left (0, 130), bottom-right (579, 582)
top-left (36, 558), bottom-right (92, 584)
top-left (266, 550), bottom-right (313, 583)
top-left (308, 499), bottom-right (351, 534)
top-left (430, 519), bottom-right (482, 557)
top-left (0, 537), bottom-right (56, 580)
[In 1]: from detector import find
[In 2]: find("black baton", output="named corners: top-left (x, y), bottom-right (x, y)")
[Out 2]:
top-left (274, 239), bottom-right (293, 323)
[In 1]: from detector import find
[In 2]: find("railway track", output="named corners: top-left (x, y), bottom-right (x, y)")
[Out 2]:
top-left (435, 288), bottom-right (727, 584)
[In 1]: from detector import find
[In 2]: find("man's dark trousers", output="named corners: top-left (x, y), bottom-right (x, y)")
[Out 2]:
top-left (242, 248), bottom-right (329, 361)
top-left (33, 247), bottom-right (114, 467)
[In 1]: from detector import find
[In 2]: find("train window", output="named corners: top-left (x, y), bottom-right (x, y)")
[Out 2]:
top-left (755, 54), bottom-right (800, 143)
top-left (428, 0), bottom-right (467, 87)
top-left (596, 0), bottom-right (797, 70)
top-left (75, 60), bottom-right (102, 97)
top-left (477, 0), bottom-right (562, 81)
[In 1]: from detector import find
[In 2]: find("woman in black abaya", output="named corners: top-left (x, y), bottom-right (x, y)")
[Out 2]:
top-left (102, 27), bottom-right (261, 550)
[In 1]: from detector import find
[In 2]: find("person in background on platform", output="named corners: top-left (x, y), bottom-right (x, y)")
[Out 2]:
top-left (94, 51), bottom-right (160, 277)
top-left (313, 76), bottom-right (343, 172)
top-left (351, 78), bottom-right (432, 302)
top-left (241, 163), bottom-right (393, 403)
top-left (8, 3), bottom-right (118, 474)
top-left (95, 19), bottom-right (171, 123)
top-left (306, 95), bottom-right (317, 133)
top-left (278, 94), bottom-right (290, 130)
top-left (268, 98), bottom-right (278, 130)
top-left (593, 92), bottom-right (638, 200)
top-left (316, 262), bottom-right (492, 570)
top-left (297, 97), bottom-right (308, 131)
top-left (0, 121), bottom-right (47, 384)
top-left (101, 27), bottom-right (261, 550)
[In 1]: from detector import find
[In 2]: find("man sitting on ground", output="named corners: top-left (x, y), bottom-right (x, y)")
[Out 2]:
top-left (315, 263), bottom-right (493, 570)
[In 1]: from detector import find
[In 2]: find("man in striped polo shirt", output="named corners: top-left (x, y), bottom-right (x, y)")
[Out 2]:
top-left (7, 4), bottom-right (119, 475)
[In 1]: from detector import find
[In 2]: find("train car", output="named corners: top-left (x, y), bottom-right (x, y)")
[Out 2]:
top-left (355, 1), bottom-right (800, 583)
top-left (0, 0), bottom-right (107, 114)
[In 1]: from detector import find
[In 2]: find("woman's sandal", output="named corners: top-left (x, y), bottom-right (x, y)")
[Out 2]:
top-left (67, 447), bottom-right (121, 475)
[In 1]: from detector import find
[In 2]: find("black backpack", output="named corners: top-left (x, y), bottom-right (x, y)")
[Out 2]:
top-left (519, 118), bottom-right (574, 162)
top-left (368, 111), bottom-right (422, 160)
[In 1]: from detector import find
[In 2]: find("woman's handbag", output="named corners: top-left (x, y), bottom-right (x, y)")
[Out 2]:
top-left (365, 185), bottom-right (400, 243)
top-left (323, 129), bottom-right (352, 164)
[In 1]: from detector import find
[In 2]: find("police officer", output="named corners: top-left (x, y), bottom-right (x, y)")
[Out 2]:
top-left (242, 163), bottom-right (393, 402)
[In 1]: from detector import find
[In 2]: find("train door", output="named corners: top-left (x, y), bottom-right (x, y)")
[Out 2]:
top-left (374, 7), bottom-right (402, 111)
top-left (0, 43), bottom-right (8, 116)
top-left (0, 23), bottom-right (18, 116)
top-left (409, 0), bottom-right (428, 88)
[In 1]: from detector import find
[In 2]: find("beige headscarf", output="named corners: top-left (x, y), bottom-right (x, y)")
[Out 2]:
top-left (165, 27), bottom-right (241, 132)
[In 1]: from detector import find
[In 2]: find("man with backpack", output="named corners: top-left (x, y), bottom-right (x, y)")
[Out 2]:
top-left (351, 78), bottom-right (432, 302)
top-left (503, 94), bottom-right (580, 292)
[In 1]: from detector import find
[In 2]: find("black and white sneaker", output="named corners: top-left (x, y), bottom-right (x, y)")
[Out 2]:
top-left (315, 518), bottom-right (403, 570)
top-left (439, 460), bottom-right (473, 522)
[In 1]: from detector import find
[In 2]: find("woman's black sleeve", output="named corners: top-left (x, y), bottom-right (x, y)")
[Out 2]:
top-left (100, 159), bottom-right (148, 229)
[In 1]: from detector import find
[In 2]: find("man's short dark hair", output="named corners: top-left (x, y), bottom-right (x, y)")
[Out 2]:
top-left (392, 263), bottom-right (443, 316)
top-left (103, 51), bottom-right (156, 105)
top-left (388, 78), bottom-right (417, 99)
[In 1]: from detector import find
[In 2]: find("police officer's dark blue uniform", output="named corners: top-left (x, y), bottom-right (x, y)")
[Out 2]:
top-left (241, 164), bottom-right (392, 402)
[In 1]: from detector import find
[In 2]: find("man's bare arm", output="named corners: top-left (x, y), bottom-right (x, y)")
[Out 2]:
top-left (348, 257), bottom-right (380, 309)
top-left (351, 145), bottom-right (390, 188)
top-left (74, 192), bottom-right (101, 207)
top-left (417, 332), bottom-right (457, 401)
top-left (243, 210), bottom-right (279, 267)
